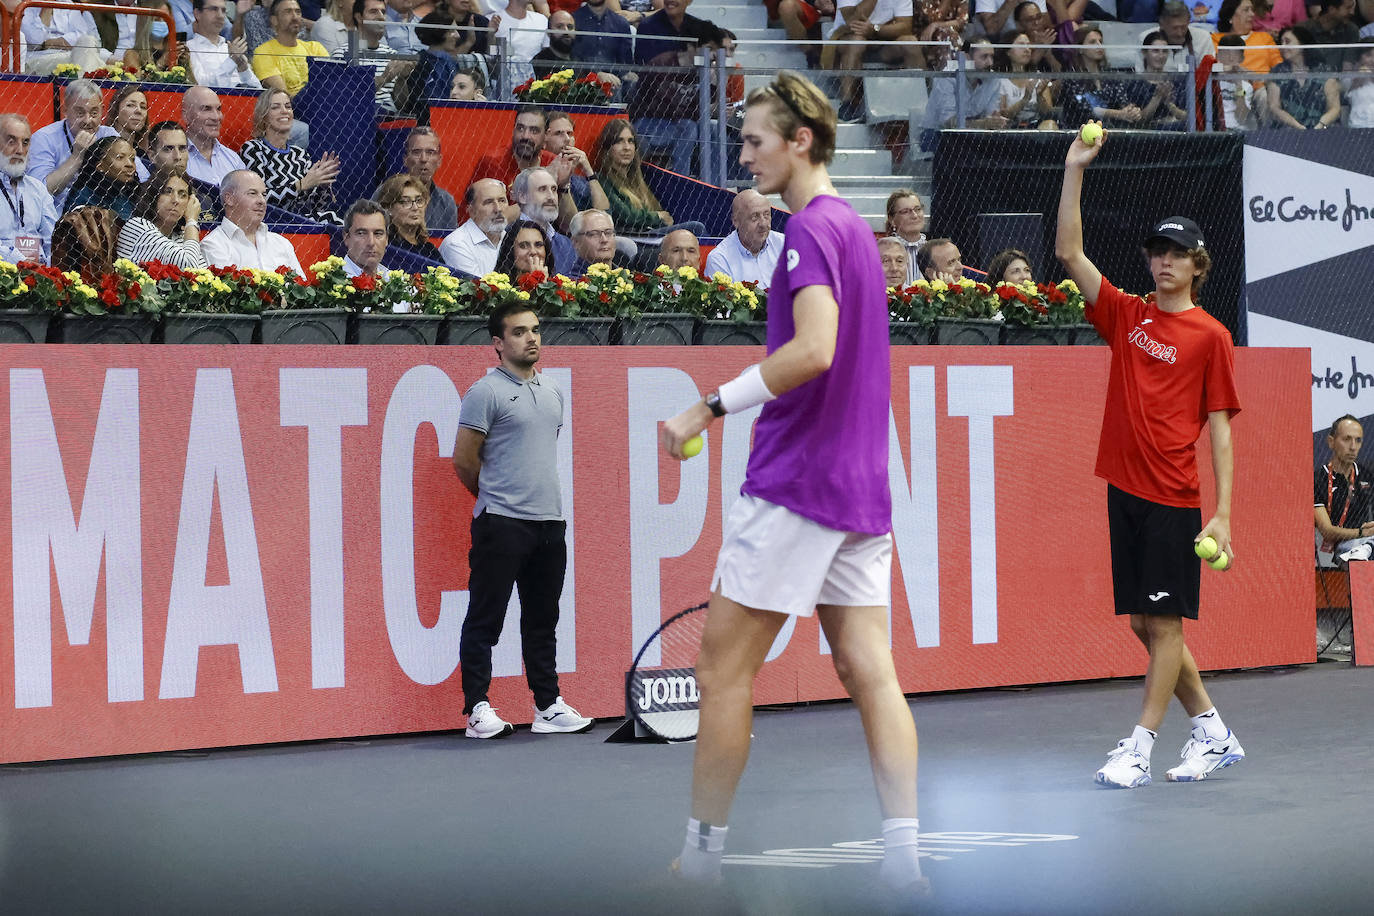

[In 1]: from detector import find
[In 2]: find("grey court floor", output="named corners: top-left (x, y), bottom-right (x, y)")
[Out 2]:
top-left (2, 660), bottom-right (1371, 915)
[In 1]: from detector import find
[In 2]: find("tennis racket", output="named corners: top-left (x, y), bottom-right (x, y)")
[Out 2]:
top-left (625, 601), bottom-right (709, 742)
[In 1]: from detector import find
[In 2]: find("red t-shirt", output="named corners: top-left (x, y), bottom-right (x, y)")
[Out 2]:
top-left (1087, 277), bottom-right (1241, 508)
top-left (461, 146), bottom-right (556, 223)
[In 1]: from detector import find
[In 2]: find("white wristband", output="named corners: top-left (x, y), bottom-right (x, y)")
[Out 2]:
top-left (717, 364), bottom-right (776, 414)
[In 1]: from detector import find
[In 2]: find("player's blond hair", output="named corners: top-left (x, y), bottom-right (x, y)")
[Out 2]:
top-left (744, 70), bottom-right (836, 166)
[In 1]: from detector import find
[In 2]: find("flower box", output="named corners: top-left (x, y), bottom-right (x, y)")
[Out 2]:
top-left (440, 316), bottom-right (493, 345)
top-left (693, 320), bottom-right (766, 346)
top-left (1072, 323), bottom-right (1106, 346)
top-left (889, 322), bottom-right (933, 345)
top-left (0, 310), bottom-right (53, 343)
top-left (618, 313), bottom-right (696, 346)
top-left (934, 317), bottom-right (1002, 346)
top-left (259, 309), bottom-right (350, 345)
top-left (539, 317), bottom-right (613, 346)
top-left (161, 313), bottom-right (260, 345)
top-left (55, 313), bottom-right (159, 344)
top-left (1001, 324), bottom-right (1075, 346)
top-left (353, 314), bottom-right (445, 345)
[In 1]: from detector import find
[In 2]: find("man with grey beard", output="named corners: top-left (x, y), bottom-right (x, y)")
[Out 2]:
top-left (0, 114), bottom-right (59, 266)
top-left (512, 166), bottom-right (576, 275)
top-left (441, 178), bottom-right (509, 278)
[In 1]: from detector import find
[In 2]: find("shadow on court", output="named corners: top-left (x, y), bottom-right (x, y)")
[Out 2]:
top-left (1, 661), bottom-right (1369, 915)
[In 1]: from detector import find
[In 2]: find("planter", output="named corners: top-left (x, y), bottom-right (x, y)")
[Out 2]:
top-left (618, 313), bottom-right (695, 346)
top-left (1071, 323), bottom-right (1106, 346)
top-left (934, 317), bottom-right (1002, 346)
top-left (353, 313), bottom-right (444, 345)
top-left (889, 322), bottom-right (933, 345)
top-left (259, 308), bottom-right (350, 345)
top-left (1001, 324), bottom-right (1075, 346)
top-left (162, 313), bottom-right (260, 344)
top-left (55, 313), bottom-right (159, 344)
top-left (440, 316), bottom-right (492, 345)
top-left (0, 309), bottom-right (53, 343)
top-left (539, 317), bottom-right (613, 346)
top-left (693, 320), bottom-right (767, 346)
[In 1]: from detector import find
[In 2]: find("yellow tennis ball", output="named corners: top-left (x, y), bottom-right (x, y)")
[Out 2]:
top-left (1208, 551), bottom-right (1230, 571)
top-left (1080, 122), bottom-right (1103, 146)
top-left (1194, 536), bottom-right (1218, 560)
top-left (682, 435), bottom-right (703, 458)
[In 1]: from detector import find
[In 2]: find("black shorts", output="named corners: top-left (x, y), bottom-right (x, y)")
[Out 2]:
top-left (1106, 485), bottom-right (1202, 619)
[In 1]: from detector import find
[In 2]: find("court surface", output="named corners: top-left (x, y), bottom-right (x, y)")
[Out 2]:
top-left (2, 660), bottom-right (1369, 915)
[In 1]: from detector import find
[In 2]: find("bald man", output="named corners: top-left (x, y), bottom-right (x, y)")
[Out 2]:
top-left (703, 188), bottom-right (784, 289)
top-left (183, 85), bottom-right (247, 188)
top-left (658, 228), bottom-right (701, 271)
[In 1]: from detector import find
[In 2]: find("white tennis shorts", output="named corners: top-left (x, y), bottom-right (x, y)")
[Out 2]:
top-left (712, 494), bottom-right (893, 616)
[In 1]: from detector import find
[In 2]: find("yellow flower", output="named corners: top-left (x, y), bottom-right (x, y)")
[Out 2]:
top-left (11, 285), bottom-right (27, 295)
top-left (1059, 279), bottom-right (1079, 293)
top-left (517, 291), bottom-right (530, 301)
top-left (114, 258), bottom-right (139, 272)
top-left (930, 279), bottom-right (948, 292)
top-left (957, 277), bottom-right (975, 289)
top-left (555, 69), bottom-right (575, 80)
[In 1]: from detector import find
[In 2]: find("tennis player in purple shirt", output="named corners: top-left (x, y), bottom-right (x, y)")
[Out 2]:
top-left (660, 70), bottom-right (926, 900)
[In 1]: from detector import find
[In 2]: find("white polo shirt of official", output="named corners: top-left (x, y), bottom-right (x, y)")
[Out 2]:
top-left (703, 229), bottom-right (784, 289)
top-left (440, 219), bottom-right (502, 278)
top-left (200, 217), bottom-right (303, 274)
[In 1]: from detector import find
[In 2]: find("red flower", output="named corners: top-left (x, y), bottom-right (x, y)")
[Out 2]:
top-left (258, 290), bottom-right (274, 303)
top-left (556, 289), bottom-right (574, 301)
top-left (276, 265), bottom-right (292, 275)
top-left (598, 291), bottom-right (610, 303)
top-left (633, 272), bottom-right (649, 284)
top-left (127, 282), bottom-right (141, 299)
top-left (22, 275), bottom-right (37, 288)
top-left (101, 289), bottom-right (119, 307)
top-left (996, 286), bottom-right (1015, 300)
top-left (353, 273), bottom-right (376, 291)
top-left (518, 270), bottom-right (546, 291)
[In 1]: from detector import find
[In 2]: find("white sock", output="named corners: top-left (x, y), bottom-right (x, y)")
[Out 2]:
top-left (678, 818), bottom-right (727, 882)
top-left (879, 817), bottom-right (923, 889)
top-left (1191, 707), bottom-right (1229, 741)
top-left (1131, 725), bottom-right (1157, 757)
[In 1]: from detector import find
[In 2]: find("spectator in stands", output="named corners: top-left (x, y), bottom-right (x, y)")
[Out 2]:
top-left (469, 107), bottom-right (555, 218)
top-left (28, 80), bottom-right (118, 213)
top-left (116, 167), bottom-right (209, 268)
top-left (237, 0), bottom-right (277, 55)
top-left (51, 207), bottom-right (120, 280)
top-left (491, 0), bottom-right (550, 89)
top-left (1347, 39), bottom-right (1374, 129)
top-left (441, 178), bottom-right (507, 276)
top-left (1129, 31), bottom-right (1191, 128)
top-left (202, 169), bottom-right (304, 271)
top-left (241, 88), bottom-right (341, 222)
top-left (877, 237), bottom-right (909, 289)
top-left (342, 198), bottom-right (392, 276)
top-left (542, 111), bottom-right (610, 218)
top-left (919, 37), bottom-right (1006, 151)
top-left (985, 247), bottom-right (1034, 284)
top-left (511, 166), bottom-right (577, 271)
top-left (592, 120), bottom-right (705, 237)
top-left (143, 120), bottom-right (192, 175)
top-left (565, 208), bottom-right (618, 275)
top-left (1316, 415), bottom-right (1374, 563)
top-left (885, 189), bottom-right (926, 285)
top-left (657, 227), bottom-right (700, 270)
top-left (0, 114), bottom-right (60, 266)
top-left (572, 0), bottom-right (634, 73)
top-left (312, 0), bottom-right (352, 52)
top-left (183, 86), bottom-right (249, 189)
top-left (632, 0), bottom-right (720, 174)
top-left (704, 189), bottom-right (783, 289)
top-left (1215, 33), bottom-right (1262, 127)
top-left (993, 31), bottom-right (1059, 128)
top-left (974, 0), bottom-right (1031, 38)
top-left (1254, 0), bottom-right (1307, 31)
top-left (493, 217), bottom-right (552, 278)
top-left (532, 10), bottom-right (576, 76)
top-left (1306, 0), bottom-right (1361, 71)
top-left (190, 0), bottom-right (264, 89)
top-left (1213, 0), bottom-right (1282, 71)
top-left (400, 10), bottom-right (461, 117)
top-left (1150, 1), bottom-right (1216, 72)
top-left (106, 86), bottom-right (153, 182)
top-left (378, 127), bottom-right (459, 232)
top-left (451, 68), bottom-right (489, 99)
top-left (338, 0), bottom-right (412, 114)
top-left (1060, 26), bottom-right (1141, 130)
top-left (20, 5), bottom-right (106, 75)
top-left (1269, 25), bottom-right (1343, 126)
top-left (64, 136), bottom-right (140, 220)
top-left (384, 0), bottom-right (423, 52)
top-left (252, 0), bottom-right (330, 97)
top-left (378, 173), bottom-right (443, 259)
top-left (126, 0), bottom-right (186, 72)
top-left (916, 237), bottom-right (964, 282)
top-left (824, 0), bottom-right (923, 121)
top-left (441, 0), bottom-right (491, 56)
top-left (770, 0), bottom-right (836, 68)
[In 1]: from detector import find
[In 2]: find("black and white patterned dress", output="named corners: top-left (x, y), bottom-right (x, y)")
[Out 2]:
top-left (240, 138), bottom-right (340, 225)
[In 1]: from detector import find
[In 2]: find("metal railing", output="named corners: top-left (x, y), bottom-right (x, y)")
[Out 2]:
top-left (2, 1), bottom-right (178, 75)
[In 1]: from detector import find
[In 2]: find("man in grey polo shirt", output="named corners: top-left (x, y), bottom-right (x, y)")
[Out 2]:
top-left (452, 301), bottom-right (593, 739)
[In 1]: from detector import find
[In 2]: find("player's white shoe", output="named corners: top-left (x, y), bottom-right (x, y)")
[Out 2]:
top-left (1166, 730), bottom-right (1246, 782)
top-left (531, 696), bottom-right (594, 734)
top-left (1094, 738), bottom-right (1152, 788)
top-left (465, 701), bottom-right (515, 739)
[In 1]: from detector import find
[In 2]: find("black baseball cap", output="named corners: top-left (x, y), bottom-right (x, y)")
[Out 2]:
top-left (1145, 217), bottom-right (1205, 251)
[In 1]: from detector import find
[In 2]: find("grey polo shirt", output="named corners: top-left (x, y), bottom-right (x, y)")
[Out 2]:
top-left (459, 365), bottom-right (564, 521)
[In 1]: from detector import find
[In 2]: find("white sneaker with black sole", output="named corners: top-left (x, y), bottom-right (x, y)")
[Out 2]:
top-left (465, 701), bottom-right (515, 739)
top-left (1094, 737), bottom-right (1152, 788)
top-left (1166, 729), bottom-right (1246, 782)
top-left (532, 696), bottom-right (594, 734)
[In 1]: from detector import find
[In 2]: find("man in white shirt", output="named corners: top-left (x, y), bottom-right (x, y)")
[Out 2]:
top-left (1151, 0), bottom-right (1217, 72)
top-left (384, 0), bottom-right (423, 53)
top-left (202, 169), bottom-right (304, 272)
top-left (703, 189), bottom-right (783, 289)
top-left (183, 86), bottom-right (248, 189)
top-left (825, 0), bottom-right (919, 120)
top-left (187, 0), bottom-right (262, 89)
top-left (441, 178), bottom-right (508, 277)
top-left (26, 79), bottom-right (117, 212)
top-left (491, 0), bottom-right (549, 88)
top-left (342, 198), bottom-right (390, 276)
top-left (0, 114), bottom-right (60, 265)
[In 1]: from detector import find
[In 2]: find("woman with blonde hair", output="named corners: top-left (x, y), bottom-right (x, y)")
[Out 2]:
top-left (377, 174), bottom-right (442, 260)
top-left (240, 87), bottom-right (341, 223)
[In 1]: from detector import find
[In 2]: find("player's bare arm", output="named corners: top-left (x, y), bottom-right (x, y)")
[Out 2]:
top-left (1197, 409), bottom-right (1234, 567)
top-left (1055, 126), bottom-right (1105, 306)
top-left (452, 427), bottom-right (485, 497)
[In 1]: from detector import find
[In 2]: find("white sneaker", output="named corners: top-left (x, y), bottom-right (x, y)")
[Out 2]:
top-left (1094, 738), bottom-right (1152, 788)
top-left (1166, 729), bottom-right (1246, 782)
top-left (465, 701), bottom-right (515, 739)
top-left (531, 696), bottom-right (594, 734)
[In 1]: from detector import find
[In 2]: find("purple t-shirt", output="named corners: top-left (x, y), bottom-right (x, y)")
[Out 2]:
top-left (741, 194), bottom-right (892, 535)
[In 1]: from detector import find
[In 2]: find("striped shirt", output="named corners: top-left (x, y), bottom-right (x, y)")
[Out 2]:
top-left (116, 217), bottom-right (209, 270)
top-left (332, 41), bottom-right (403, 113)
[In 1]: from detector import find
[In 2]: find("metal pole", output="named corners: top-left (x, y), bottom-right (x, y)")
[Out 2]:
top-left (714, 47), bottom-right (727, 187)
top-left (954, 51), bottom-right (966, 129)
top-left (698, 51), bottom-right (710, 180)
top-left (1185, 53), bottom-right (1196, 133)
top-left (496, 36), bottom-right (509, 100)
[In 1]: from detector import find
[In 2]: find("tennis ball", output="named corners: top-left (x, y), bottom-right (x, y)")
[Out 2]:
top-left (1208, 551), bottom-right (1230, 571)
top-left (682, 435), bottom-right (703, 458)
top-left (1194, 536), bottom-right (1218, 560)
top-left (1080, 122), bottom-right (1103, 146)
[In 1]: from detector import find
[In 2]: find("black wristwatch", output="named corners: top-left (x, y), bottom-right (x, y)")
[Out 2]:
top-left (705, 390), bottom-right (726, 417)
